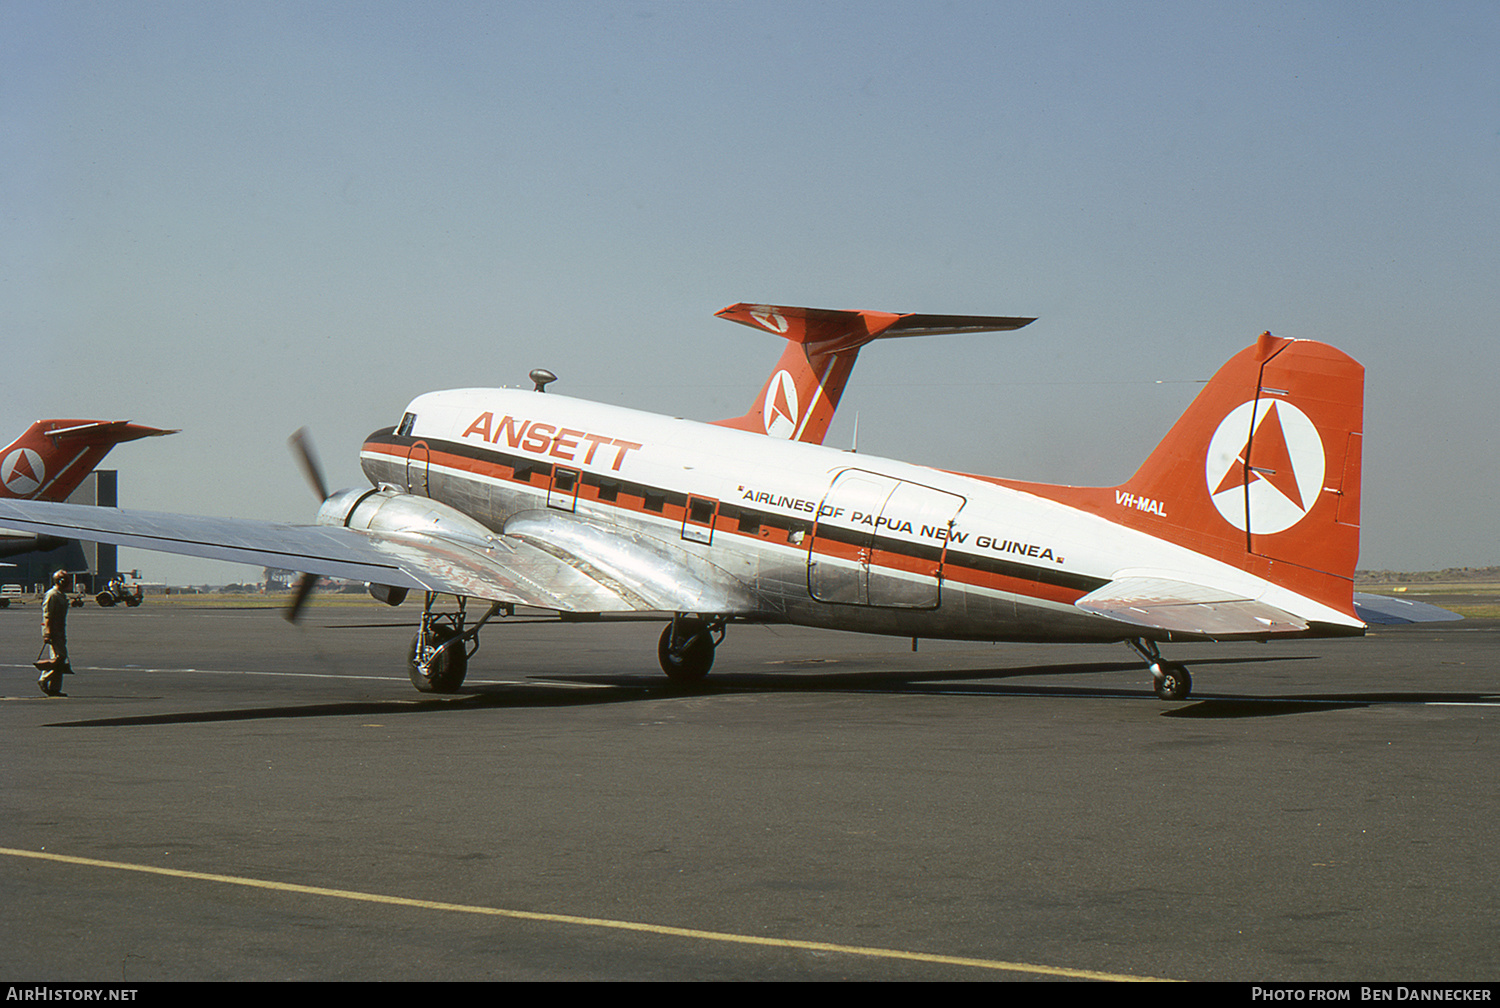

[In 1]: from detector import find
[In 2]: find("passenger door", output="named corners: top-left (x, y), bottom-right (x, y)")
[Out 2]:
top-left (807, 469), bottom-right (963, 609)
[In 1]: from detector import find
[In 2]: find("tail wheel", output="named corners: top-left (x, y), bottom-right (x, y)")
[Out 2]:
top-left (1153, 662), bottom-right (1192, 701)
top-left (658, 619), bottom-right (715, 682)
top-left (408, 625), bottom-right (468, 693)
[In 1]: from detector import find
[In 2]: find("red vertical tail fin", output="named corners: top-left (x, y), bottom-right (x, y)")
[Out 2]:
top-left (1002, 334), bottom-right (1363, 617)
top-left (1122, 333), bottom-right (1363, 602)
top-left (0, 420), bottom-right (177, 501)
top-left (990, 333), bottom-right (1368, 615)
top-left (711, 304), bottom-right (1033, 444)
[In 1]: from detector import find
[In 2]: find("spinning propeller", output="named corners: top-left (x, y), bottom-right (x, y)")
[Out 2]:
top-left (284, 427), bottom-right (327, 623)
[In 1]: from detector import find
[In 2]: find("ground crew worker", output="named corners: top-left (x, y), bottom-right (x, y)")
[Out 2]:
top-left (37, 570), bottom-right (70, 696)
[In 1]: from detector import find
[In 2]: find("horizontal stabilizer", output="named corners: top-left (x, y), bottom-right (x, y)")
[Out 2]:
top-left (1352, 592), bottom-right (1463, 625)
top-left (41, 421), bottom-right (179, 442)
top-left (715, 303), bottom-right (1033, 354)
top-left (878, 313), bottom-right (1039, 338)
top-left (713, 303), bottom-right (1033, 444)
top-left (1076, 575), bottom-right (1309, 637)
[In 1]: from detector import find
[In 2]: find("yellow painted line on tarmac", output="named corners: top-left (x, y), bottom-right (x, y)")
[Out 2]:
top-left (2, 846), bottom-right (1174, 981)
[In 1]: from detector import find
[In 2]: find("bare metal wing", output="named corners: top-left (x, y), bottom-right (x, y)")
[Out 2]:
top-left (0, 499), bottom-right (757, 615)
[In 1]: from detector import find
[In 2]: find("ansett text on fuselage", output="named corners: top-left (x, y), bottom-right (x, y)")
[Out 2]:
top-left (460, 411), bottom-right (642, 471)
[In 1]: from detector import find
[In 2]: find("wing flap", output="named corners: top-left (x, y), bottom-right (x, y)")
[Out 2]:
top-left (1076, 575), bottom-right (1309, 636)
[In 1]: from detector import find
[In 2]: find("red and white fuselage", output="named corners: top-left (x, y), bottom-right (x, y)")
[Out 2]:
top-left (360, 330), bottom-right (1364, 647)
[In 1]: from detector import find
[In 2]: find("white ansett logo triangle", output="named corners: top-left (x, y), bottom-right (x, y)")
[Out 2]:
top-left (762, 370), bottom-right (801, 438)
top-left (1205, 398), bottom-right (1325, 534)
top-left (0, 448), bottom-right (45, 497)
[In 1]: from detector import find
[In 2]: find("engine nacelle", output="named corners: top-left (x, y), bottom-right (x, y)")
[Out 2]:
top-left (314, 488), bottom-right (501, 606)
top-left (315, 487), bottom-right (384, 528)
top-left (316, 487), bottom-right (498, 544)
top-left (367, 583), bottom-right (408, 607)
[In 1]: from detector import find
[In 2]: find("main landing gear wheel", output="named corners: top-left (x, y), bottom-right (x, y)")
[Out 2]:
top-left (658, 618), bottom-right (717, 683)
top-left (409, 624), bottom-right (468, 693)
top-left (1153, 661), bottom-right (1192, 702)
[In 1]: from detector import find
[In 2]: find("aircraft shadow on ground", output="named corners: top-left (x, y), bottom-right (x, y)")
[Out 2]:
top-left (39, 684), bottom-right (645, 728)
top-left (1162, 690), bottom-right (1499, 718)
top-left (39, 651), bottom-right (1478, 728)
top-left (534, 654), bottom-right (1449, 719)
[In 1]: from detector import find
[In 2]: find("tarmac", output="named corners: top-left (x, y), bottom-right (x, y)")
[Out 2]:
top-left (1, 601), bottom-right (1496, 982)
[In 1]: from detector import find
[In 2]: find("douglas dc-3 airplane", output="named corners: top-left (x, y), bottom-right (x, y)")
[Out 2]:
top-left (0, 304), bottom-right (1457, 699)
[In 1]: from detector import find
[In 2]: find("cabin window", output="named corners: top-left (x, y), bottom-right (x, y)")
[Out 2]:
top-left (548, 467), bottom-right (581, 512)
top-left (513, 461), bottom-right (551, 483)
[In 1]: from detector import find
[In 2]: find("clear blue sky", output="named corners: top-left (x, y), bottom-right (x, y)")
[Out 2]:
top-left (4, 1), bottom-right (1497, 583)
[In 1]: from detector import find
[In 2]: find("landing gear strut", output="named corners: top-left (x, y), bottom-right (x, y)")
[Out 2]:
top-left (1127, 638), bottom-right (1192, 701)
top-left (657, 614), bottom-right (725, 683)
top-left (407, 593), bottom-right (503, 693)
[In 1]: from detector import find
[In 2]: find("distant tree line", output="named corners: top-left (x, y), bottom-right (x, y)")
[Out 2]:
top-left (1355, 566), bottom-right (1500, 584)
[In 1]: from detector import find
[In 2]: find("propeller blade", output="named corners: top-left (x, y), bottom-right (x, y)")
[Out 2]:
top-left (284, 571), bottom-right (318, 624)
top-left (288, 427), bottom-right (329, 501)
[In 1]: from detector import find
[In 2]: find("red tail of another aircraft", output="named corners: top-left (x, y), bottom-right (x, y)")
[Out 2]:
top-left (712, 303), bottom-right (1033, 445)
top-left (988, 333), bottom-right (1364, 618)
top-left (0, 420), bottom-right (178, 501)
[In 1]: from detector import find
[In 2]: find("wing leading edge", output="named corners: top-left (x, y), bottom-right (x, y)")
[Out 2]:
top-left (0, 499), bottom-right (758, 615)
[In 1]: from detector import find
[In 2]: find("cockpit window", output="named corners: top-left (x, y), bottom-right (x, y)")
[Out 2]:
top-left (397, 412), bottom-right (416, 437)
